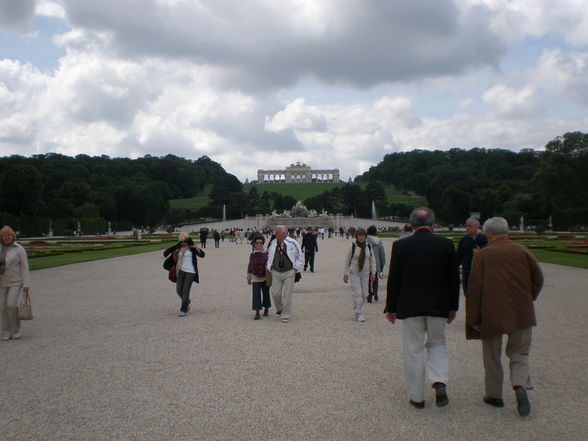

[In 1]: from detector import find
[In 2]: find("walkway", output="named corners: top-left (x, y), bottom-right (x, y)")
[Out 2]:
top-left (1, 236), bottom-right (586, 440)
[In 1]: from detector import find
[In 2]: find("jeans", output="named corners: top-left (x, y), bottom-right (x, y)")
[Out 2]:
top-left (252, 281), bottom-right (271, 311)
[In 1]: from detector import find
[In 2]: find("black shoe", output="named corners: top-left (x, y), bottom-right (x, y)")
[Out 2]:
top-left (433, 382), bottom-right (449, 407)
top-left (310, 269), bottom-right (314, 272)
top-left (373, 294), bottom-right (379, 302)
top-left (483, 397), bottom-right (504, 407)
top-left (514, 386), bottom-right (530, 416)
top-left (409, 400), bottom-right (425, 409)
top-left (304, 267), bottom-right (307, 271)
top-left (263, 308), bottom-right (269, 317)
top-left (254, 311), bottom-right (260, 320)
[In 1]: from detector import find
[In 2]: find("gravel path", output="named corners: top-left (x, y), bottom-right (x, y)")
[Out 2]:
top-left (1, 236), bottom-right (587, 441)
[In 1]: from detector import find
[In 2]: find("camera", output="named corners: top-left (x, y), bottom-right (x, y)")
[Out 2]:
top-left (186, 238), bottom-right (194, 246)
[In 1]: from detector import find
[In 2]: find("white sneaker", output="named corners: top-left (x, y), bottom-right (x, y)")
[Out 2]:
top-left (2, 335), bottom-right (11, 341)
top-left (13, 332), bottom-right (21, 339)
top-left (357, 314), bottom-right (365, 322)
top-left (178, 311), bottom-right (187, 317)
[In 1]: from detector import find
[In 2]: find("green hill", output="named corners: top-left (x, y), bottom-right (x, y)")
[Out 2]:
top-left (244, 182), bottom-right (343, 201)
top-left (168, 182), bottom-right (427, 213)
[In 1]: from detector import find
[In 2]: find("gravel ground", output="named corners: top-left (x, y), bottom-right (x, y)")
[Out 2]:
top-left (1, 236), bottom-right (587, 441)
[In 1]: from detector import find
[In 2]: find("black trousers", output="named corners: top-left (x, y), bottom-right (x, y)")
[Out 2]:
top-left (176, 271), bottom-right (196, 312)
top-left (304, 252), bottom-right (315, 271)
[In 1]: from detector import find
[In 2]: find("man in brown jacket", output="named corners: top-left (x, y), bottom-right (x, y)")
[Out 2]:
top-left (466, 217), bottom-right (543, 417)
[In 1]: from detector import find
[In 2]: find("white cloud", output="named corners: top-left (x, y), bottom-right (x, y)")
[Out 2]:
top-left (534, 49), bottom-right (588, 106)
top-left (1, 0), bottom-right (587, 183)
top-left (482, 84), bottom-right (543, 118)
top-left (473, 0), bottom-right (588, 46)
top-left (59, 0), bottom-right (506, 90)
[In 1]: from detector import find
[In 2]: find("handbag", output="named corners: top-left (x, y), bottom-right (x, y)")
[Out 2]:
top-left (18, 291), bottom-right (34, 320)
top-left (295, 272), bottom-right (302, 283)
top-left (168, 267), bottom-right (177, 283)
top-left (265, 269), bottom-right (272, 287)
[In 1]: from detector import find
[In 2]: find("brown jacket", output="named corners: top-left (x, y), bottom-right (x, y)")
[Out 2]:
top-left (465, 237), bottom-right (543, 339)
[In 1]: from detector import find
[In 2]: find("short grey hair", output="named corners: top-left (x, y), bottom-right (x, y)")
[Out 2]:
top-left (275, 226), bottom-right (286, 234)
top-left (466, 216), bottom-right (480, 227)
top-left (483, 217), bottom-right (509, 235)
top-left (410, 207), bottom-right (435, 227)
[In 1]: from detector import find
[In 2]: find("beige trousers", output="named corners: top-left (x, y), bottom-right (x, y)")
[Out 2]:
top-left (482, 327), bottom-right (532, 399)
top-left (0, 285), bottom-right (21, 338)
top-left (271, 269), bottom-right (295, 319)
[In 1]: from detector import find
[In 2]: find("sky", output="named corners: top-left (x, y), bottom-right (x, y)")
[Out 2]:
top-left (0, 0), bottom-right (587, 182)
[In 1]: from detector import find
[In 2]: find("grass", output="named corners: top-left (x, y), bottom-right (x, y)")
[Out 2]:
top-left (382, 185), bottom-right (427, 207)
top-left (244, 182), bottom-right (343, 201)
top-left (169, 184), bottom-right (213, 211)
top-left (29, 240), bottom-right (176, 270)
top-left (529, 249), bottom-right (588, 269)
top-left (168, 181), bottom-right (427, 212)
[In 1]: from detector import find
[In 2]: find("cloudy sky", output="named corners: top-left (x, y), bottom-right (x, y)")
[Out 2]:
top-left (0, 0), bottom-right (587, 182)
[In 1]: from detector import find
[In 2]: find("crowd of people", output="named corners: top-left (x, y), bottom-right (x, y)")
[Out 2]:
top-left (1, 209), bottom-right (545, 418)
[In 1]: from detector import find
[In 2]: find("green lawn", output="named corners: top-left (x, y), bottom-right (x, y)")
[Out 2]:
top-left (168, 182), bottom-right (427, 211)
top-left (244, 182), bottom-right (343, 201)
top-left (29, 240), bottom-right (175, 270)
top-left (383, 185), bottom-right (427, 207)
top-left (169, 184), bottom-right (213, 211)
top-left (529, 249), bottom-right (588, 269)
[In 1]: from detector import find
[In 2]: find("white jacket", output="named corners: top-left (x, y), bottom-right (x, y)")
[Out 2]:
top-left (0, 242), bottom-right (31, 288)
top-left (267, 237), bottom-right (303, 272)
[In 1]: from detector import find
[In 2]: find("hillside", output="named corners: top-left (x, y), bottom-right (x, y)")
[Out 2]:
top-left (168, 181), bottom-right (426, 213)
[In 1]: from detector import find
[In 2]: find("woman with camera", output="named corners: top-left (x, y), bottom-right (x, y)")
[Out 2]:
top-left (163, 232), bottom-right (205, 317)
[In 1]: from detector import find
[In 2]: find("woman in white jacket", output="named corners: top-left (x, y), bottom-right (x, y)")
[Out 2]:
top-left (0, 225), bottom-right (30, 341)
top-left (343, 228), bottom-right (376, 322)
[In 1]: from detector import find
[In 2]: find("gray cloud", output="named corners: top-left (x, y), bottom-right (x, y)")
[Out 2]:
top-left (61, 0), bottom-right (506, 92)
top-left (0, 0), bottom-right (36, 34)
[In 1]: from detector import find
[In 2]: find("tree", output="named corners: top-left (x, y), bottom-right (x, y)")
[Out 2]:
top-left (0, 165), bottom-right (43, 215)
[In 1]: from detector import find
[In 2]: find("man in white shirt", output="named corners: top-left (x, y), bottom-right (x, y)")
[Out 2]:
top-left (266, 226), bottom-right (303, 323)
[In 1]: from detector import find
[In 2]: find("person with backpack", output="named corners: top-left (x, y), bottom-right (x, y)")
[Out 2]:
top-left (343, 228), bottom-right (376, 322)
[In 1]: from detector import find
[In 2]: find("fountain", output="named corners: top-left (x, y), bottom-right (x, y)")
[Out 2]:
top-left (222, 204), bottom-right (226, 222)
top-left (371, 200), bottom-right (377, 220)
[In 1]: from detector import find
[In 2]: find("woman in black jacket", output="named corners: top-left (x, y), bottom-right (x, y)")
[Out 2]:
top-left (163, 232), bottom-right (205, 317)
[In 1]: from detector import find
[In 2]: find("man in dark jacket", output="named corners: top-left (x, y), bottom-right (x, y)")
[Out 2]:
top-left (456, 216), bottom-right (487, 293)
top-left (385, 207), bottom-right (459, 409)
top-left (466, 217), bottom-right (543, 417)
top-left (301, 227), bottom-right (319, 272)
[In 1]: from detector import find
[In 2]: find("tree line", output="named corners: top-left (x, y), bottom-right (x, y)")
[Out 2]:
top-left (1, 131), bottom-right (585, 236)
top-left (0, 153), bottom-right (230, 236)
top-left (355, 131), bottom-right (588, 228)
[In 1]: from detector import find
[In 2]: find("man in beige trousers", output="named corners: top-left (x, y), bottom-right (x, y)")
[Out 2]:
top-left (466, 217), bottom-right (543, 417)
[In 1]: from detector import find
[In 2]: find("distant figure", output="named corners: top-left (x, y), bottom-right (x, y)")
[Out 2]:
top-left (399, 224), bottom-right (413, 239)
top-left (199, 229), bottom-right (208, 248)
top-left (266, 226), bottom-right (302, 323)
top-left (456, 216), bottom-right (487, 293)
top-left (366, 225), bottom-right (386, 303)
top-left (288, 228), bottom-right (297, 240)
top-left (466, 217), bottom-right (543, 417)
top-left (343, 228), bottom-right (376, 322)
top-left (301, 227), bottom-right (319, 272)
top-left (247, 235), bottom-right (271, 320)
top-left (213, 230), bottom-right (221, 248)
top-left (163, 233), bottom-right (205, 317)
top-left (0, 226), bottom-right (31, 341)
top-left (385, 208), bottom-right (459, 409)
